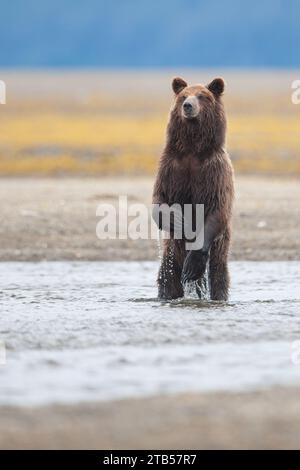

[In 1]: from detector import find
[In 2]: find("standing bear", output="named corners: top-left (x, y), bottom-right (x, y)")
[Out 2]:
top-left (152, 77), bottom-right (234, 301)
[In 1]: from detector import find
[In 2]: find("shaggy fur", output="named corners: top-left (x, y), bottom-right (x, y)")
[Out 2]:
top-left (152, 77), bottom-right (234, 301)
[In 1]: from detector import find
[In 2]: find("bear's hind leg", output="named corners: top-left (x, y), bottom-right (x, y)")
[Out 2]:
top-left (209, 230), bottom-right (231, 301)
top-left (157, 240), bottom-right (184, 300)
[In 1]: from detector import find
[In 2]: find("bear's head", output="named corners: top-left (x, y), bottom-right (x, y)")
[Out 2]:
top-left (172, 76), bottom-right (225, 120)
top-left (168, 77), bottom-right (226, 153)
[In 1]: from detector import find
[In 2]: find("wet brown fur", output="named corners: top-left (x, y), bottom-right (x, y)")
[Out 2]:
top-left (153, 77), bottom-right (234, 301)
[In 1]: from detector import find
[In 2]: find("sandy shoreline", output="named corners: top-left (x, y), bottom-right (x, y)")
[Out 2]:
top-left (0, 175), bottom-right (299, 262)
top-left (1, 387), bottom-right (300, 449)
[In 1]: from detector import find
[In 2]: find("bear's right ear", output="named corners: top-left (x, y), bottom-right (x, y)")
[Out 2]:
top-left (172, 77), bottom-right (187, 95)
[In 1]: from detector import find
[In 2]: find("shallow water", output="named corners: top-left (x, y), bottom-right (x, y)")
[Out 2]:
top-left (0, 261), bottom-right (300, 406)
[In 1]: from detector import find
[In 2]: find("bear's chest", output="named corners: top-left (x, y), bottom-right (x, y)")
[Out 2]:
top-left (166, 155), bottom-right (210, 205)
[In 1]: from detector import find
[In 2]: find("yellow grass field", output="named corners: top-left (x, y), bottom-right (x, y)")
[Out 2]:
top-left (0, 70), bottom-right (299, 176)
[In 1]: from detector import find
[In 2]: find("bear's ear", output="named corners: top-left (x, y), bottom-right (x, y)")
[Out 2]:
top-left (172, 77), bottom-right (187, 95)
top-left (207, 77), bottom-right (225, 97)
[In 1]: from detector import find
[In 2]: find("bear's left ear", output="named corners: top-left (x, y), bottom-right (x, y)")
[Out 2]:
top-left (172, 77), bottom-right (187, 95)
top-left (207, 77), bottom-right (225, 96)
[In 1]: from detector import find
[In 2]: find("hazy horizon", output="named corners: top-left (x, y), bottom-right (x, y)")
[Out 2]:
top-left (1, 0), bottom-right (299, 68)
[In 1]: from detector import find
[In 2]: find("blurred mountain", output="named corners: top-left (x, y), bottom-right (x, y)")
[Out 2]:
top-left (0, 0), bottom-right (299, 67)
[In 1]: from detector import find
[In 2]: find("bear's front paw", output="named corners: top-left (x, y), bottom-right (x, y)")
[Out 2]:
top-left (181, 250), bottom-right (208, 285)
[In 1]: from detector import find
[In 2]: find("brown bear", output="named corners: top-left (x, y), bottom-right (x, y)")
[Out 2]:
top-left (152, 76), bottom-right (234, 301)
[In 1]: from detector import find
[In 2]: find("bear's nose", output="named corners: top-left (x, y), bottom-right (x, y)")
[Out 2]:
top-left (183, 102), bottom-right (193, 111)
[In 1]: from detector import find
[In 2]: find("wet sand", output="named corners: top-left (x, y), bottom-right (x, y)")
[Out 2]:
top-left (0, 175), bottom-right (299, 261)
top-left (1, 387), bottom-right (300, 449)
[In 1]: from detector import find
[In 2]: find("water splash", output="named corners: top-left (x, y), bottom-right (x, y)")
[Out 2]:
top-left (183, 280), bottom-right (198, 299)
top-left (167, 242), bottom-right (175, 276)
top-left (156, 229), bottom-right (163, 262)
top-left (183, 266), bottom-right (209, 300)
top-left (195, 266), bottom-right (210, 300)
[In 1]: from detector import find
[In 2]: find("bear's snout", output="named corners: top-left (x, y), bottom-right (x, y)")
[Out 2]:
top-left (183, 102), bottom-right (193, 112)
top-left (182, 96), bottom-right (199, 119)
